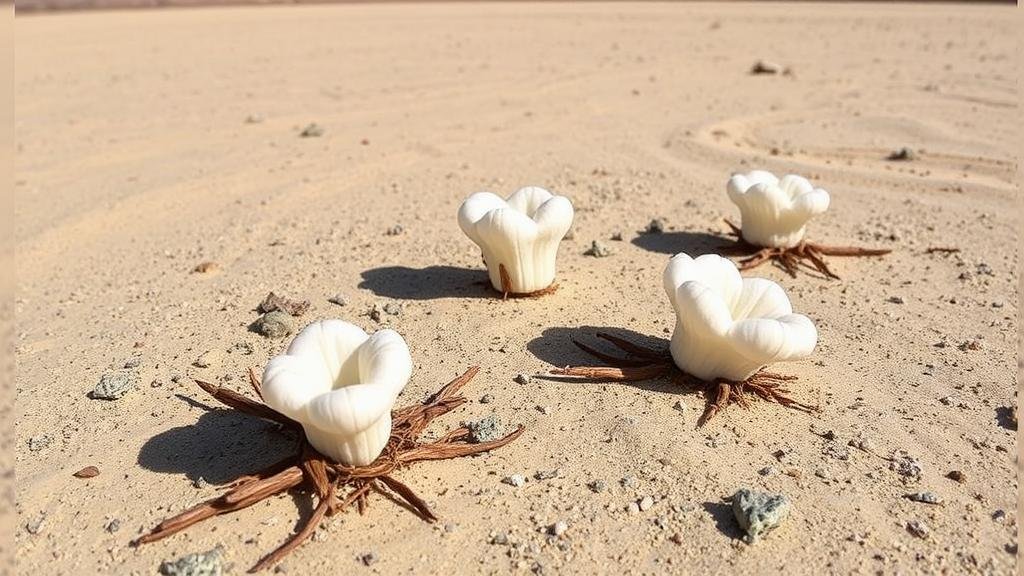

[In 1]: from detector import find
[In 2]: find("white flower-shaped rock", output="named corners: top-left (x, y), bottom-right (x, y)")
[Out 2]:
top-left (261, 320), bottom-right (413, 466)
top-left (458, 186), bottom-right (574, 294)
top-left (663, 253), bottom-right (818, 381)
top-left (727, 170), bottom-right (830, 248)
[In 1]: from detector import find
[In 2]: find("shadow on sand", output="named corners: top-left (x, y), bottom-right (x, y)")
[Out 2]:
top-left (526, 325), bottom-right (683, 397)
top-left (702, 500), bottom-right (745, 540)
top-left (359, 265), bottom-right (494, 300)
top-left (138, 398), bottom-right (298, 485)
top-left (630, 230), bottom-right (729, 256)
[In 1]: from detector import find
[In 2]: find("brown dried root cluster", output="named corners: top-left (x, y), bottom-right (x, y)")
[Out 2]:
top-left (497, 263), bottom-right (558, 299)
top-left (550, 332), bottom-right (816, 426)
top-left (134, 366), bottom-right (522, 573)
top-left (721, 219), bottom-right (891, 279)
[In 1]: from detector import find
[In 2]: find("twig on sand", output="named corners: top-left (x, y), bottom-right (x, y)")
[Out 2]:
top-left (720, 219), bottom-right (891, 279)
top-left (549, 332), bottom-right (816, 426)
top-left (134, 366), bottom-right (522, 573)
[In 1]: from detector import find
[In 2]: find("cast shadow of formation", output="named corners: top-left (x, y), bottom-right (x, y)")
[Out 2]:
top-left (631, 230), bottom-right (728, 256)
top-left (359, 265), bottom-right (493, 300)
top-left (526, 325), bottom-right (681, 397)
top-left (138, 397), bottom-right (298, 485)
top-left (702, 500), bottom-right (746, 540)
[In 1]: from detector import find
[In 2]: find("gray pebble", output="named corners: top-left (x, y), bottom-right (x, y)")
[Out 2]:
top-left (385, 225), bottom-right (404, 236)
top-left (620, 476), bottom-right (640, 489)
top-left (587, 480), bottom-right (607, 493)
top-left (92, 369), bottom-right (139, 400)
top-left (906, 519), bottom-right (930, 539)
top-left (534, 469), bottom-right (559, 481)
top-left (549, 521), bottom-right (568, 537)
top-left (906, 491), bottom-right (943, 505)
top-left (159, 546), bottom-right (223, 576)
top-left (359, 552), bottom-right (378, 566)
top-left (502, 474), bottom-right (526, 488)
top-left (758, 466), bottom-right (777, 476)
top-left (27, 435), bottom-right (52, 452)
top-left (890, 452), bottom-right (923, 481)
top-left (328, 294), bottom-right (347, 307)
top-left (383, 302), bottom-right (403, 316)
top-left (584, 240), bottom-right (613, 257)
top-left (489, 531), bottom-right (509, 545)
top-left (514, 373), bottom-right (532, 385)
top-left (124, 356), bottom-right (142, 369)
top-left (254, 310), bottom-right (294, 339)
top-left (105, 518), bottom-right (121, 533)
top-left (887, 296), bottom-right (905, 304)
top-left (25, 514), bottom-right (45, 535)
top-left (731, 488), bottom-right (791, 544)
top-left (466, 414), bottom-right (504, 443)
top-left (479, 394), bottom-right (494, 404)
top-left (299, 123), bottom-right (323, 138)
top-left (639, 496), bottom-right (655, 511)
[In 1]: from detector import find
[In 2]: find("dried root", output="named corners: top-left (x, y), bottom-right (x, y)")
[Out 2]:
top-left (550, 332), bottom-right (816, 426)
top-left (497, 263), bottom-right (559, 300)
top-left (721, 219), bottom-right (891, 279)
top-left (135, 366), bottom-right (522, 573)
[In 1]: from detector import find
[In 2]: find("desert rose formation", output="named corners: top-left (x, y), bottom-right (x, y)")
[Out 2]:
top-left (727, 170), bottom-right (831, 248)
top-left (261, 319), bottom-right (413, 466)
top-left (458, 186), bottom-right (574, 294)
top-left (663, 252), bottom-right (818, 381)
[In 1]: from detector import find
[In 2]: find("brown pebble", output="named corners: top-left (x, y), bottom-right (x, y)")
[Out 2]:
top-left (669, 533), bottom-right (683, 545)
top-left (73, 466), bottom-right (100, 479)
top-left (783, 468), bottom-right (803, 479)
top-left (947, 470), bottom-right (967, 483)
top-left (192, 261), bottom-right (218, 274)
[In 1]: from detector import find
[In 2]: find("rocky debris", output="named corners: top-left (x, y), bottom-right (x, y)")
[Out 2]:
top-left (466, 414), bottom-right (504, 443)
top-left (643, 218), bottom-right (666, 234)
top-left (25, 514), bottom-right (45, 535)
top-left (992, 510), bottom-right (1007, 523)
top-left (587, 480), bottom-right (607, 493)
top-left (383, 302), bottom-right (403, 316)
top-left (228, 342), bottom-right (253, 356)
top-left (192, 261), bottom-right (218, 274)
top-left (513, 373), bottom-right (532, 385)
top-left (906, 491), bottom-right (943, 505)
top-left (92, 369), bottom-right (140, 400)
top-left (105, 518), bottom-right (121, 533)
top-left (479, 394), bottom-right (494, 404)
top-left (534, 469), bottom-right (559, 481)
top-left (159, 546), bottom-right (224, 576)
top-left (639, 496), bottom-right (655, 512)
top-left (758, 466), bottom-right (778, 476)
top-left (489, 531), bottom-right (509, 545)
top-left (620, 475), bottom-right (640, 489)
top-left (299, 123), bottom-right (324, 138)
top-left (957, 339), bottom-right (982, 352)
top-left (327, 294), bottom-right (347, 307)
top-left (359, 552), bottom-right (378, 566)
top-left (259, 292), bottom-right (310, 317)
top-left (750, 60), bottom-right (782, 75)
top-left (672, 400), bottom-right (688, 414)
top-left (253, 311), bottom-right (294, 339)
top-left (502, 474), bottom-right (527, 488)
top-left (887, 296), bottom-right (905, 304)
top-left (192, 349), bottom-right (221, 369)
top-left (584, 240), bottom-right (614, 257)
top-left (548, 521), bottom-right (568, 537)
top-left (906, 520), bottom-right (930, 539)
top-left (124, 356), bottom-right (142, 369)
top-left (626, 501), bottom-right (641, 514)
top-left (731, 488), bottom-right (791, 544)
top-left (889, 452), bottom-right (923, 481)
top-left (385, 225), bottom-right (404, 236)
top-left (73, 466), bottom-right (100, 479)
top-left (946, 470), bottom-right (967, 483)
top-left (193, 476), bottom-right (210, 489)
top-left (886, 147), bottom-right (916, 161)
top-left (27, 435), bottom-right (52, 452)
top-left (669, 533), bottom-right (684, 545)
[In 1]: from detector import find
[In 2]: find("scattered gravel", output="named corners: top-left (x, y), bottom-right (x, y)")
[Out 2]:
top-left (889, 452), bottom-right (923, 481)
top-left (466, 414), bottom-right (504, 443)
top-left (258, 292), bottom-right (310, 316)
top-left (92, 369), bottom-right (139, 400)
top-left (906, 491), bottom-right (943, 505)
top-left (253, 311), bottom-right (294, 339)
top-left (27, 435), bottom-right (52, 452)
top-left (159, 546), bottom-right (224, 576)
top-left (584, 240), bottom-right (614, 257)
top-left (731, 488), bottom-right (791, 544)
top-left (502, 474), bottom-right (526, 487)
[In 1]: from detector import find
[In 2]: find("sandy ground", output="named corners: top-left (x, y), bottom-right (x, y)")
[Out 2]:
top-left (13, 3), bottom-right (1019, 575)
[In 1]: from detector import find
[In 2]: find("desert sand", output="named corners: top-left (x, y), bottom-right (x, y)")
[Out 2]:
top-left (13, 2), bottom-right (1019, 574)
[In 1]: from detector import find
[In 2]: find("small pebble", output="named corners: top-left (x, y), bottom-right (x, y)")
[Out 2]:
top-left (25, 515), bottom-right (45, 535)
top-left (192, 349), bottom-right (220, 369)
top-left (479, 394), bottom-right (494, 404)
top-left (731, 488), bottom-right (791, 544)
top-left (490, 532), bottom-right (509, 545)
top-left (502, 474), bottom-right (527, 488)
top-left (584, 240), bottom-right (613, 257)
top-left (610, 231), bottom-right (624, 241)
top-left (906, 491), bottom-right (943, 505)
top-left (887, 147), bottom-right (916, 161)
top-left (124, 356), bottom-right (142, 369)
top-left (513, 373), bottom-right (531, 385)
top-left (359, 552), bottom-right (378, 566)
top-left (947, 470), bottom-right (967, 483)
top-left (887, 296), bottom-right (905, 304)
top-left (587, 480), bottom-right (607, 493)
top-left (750, 60), bottom-right (782, 74)
top-left (549, 521), bottom-right (568, 537)
top-left (92, 370), bottom-right (139, 400)
top-left (383, 302), bottom-right (403, 316)
top-left (299, 123), bottom-right (324, 138)
top-left (253, 311), bottom-right (294, 339)
top-left (385, 225), bottom-right (404, 236)
top-left (620, 476), bottom-right (640, 489)
top-left (639, 496), bottom-right (655, 511)
top-left (159, 546), bottom-right (223, 576)
top-left (906, 519), bottom-right (930, 539)
top-left (328, 294), bottom-right (347, 307)
top-left (534, 469), bottom-right (559, 481)
top-left (644, 218), bottom-right (666, 234)
top-left (105, 518), bottom-right (121, 533)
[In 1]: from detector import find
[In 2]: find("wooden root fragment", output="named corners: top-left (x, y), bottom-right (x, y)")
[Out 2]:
top-left (551, 331), bottom-right (817, 426)
top-left (135, 366), bottom-right (521, 572)
top-left (721, 219), bottom-right (891, 279)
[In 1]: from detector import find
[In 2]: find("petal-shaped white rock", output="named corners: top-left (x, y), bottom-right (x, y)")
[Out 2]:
top-left (727, 170), bottom-right (831, 248)
top-left (458, 186), bottom-right (574, 294)
top-left (261, 320), bottom-right (412, 466)
top-left (663, 253), bottom-right (818, 381)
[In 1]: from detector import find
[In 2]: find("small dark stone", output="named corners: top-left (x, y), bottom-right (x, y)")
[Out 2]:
top-left (299, 123), bottom-right (324, 138)
top-left (886, 147), bottom-right (916, 161)
top-left (750, 60), bottom-right (782, 75)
